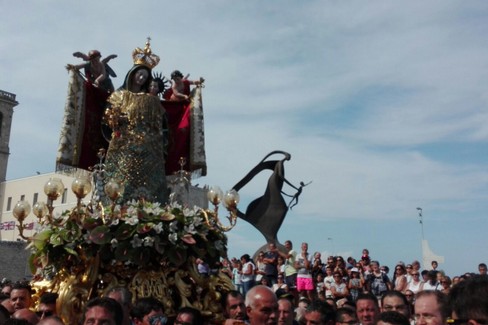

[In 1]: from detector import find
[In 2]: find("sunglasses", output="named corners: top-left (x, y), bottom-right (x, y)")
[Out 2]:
top-left (149, 315), bottom-right (167, 325)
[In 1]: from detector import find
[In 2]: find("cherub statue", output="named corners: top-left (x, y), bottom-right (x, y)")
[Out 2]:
top-left (149, 71), bottom-right (170, 98)
top-left (164, 70), bottom-right (204, 101)
top-left (66, 50), bottom-right (117, 92)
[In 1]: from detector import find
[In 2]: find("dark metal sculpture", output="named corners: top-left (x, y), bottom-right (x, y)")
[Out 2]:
top-left (232, 151), bottom-right (310, 243)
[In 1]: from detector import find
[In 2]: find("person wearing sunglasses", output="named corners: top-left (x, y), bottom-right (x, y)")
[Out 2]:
top-left (131, 297), bottom-right (167, 325)
top-left (174, 307), bottom-right (203, 325)
top-left (37, 292), bottom-right (58, 320)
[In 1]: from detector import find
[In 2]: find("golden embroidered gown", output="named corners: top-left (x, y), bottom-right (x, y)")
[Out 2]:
top-left (105, 90), bottom-right (168, 204)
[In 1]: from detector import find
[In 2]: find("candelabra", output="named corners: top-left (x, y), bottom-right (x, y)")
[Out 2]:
top-left (203, 186), bottom-right (240, 231)
top-left (13, 168), bottom-right (240, 240)
top-left (12, 173), bottom-right (125, 240)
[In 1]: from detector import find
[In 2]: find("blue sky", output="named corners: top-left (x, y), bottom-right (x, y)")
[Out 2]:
top-left (1, 1), bottom-right (488, 276)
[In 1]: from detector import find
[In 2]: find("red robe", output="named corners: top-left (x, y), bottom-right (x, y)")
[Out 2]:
top-left (163, 80), bottom-right (192, 175)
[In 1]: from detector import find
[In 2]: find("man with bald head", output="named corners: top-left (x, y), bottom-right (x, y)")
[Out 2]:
top-left (13, 308), bottom-right (40, 324)
top-left (246, 285), bottom-right (279, 325)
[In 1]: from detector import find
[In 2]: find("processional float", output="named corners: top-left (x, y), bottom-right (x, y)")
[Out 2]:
top-left (12, 39), bottom-right (306, 324)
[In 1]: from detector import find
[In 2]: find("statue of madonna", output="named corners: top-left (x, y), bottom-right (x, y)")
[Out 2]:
top-left (104, 40), bottom-right (168, 204)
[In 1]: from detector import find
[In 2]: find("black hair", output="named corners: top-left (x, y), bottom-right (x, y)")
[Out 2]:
top-left (336, 307), bottom-right (357, 323)
top-left (171, 70), bottom-right (184, 80)
top-left (240, 254), bottom-right (251, 262)
top-left (40, 292), bottom-right (58, 305)
top-left (12, 281), bottom-right (32, 293)
top-left (131, 297), bottom-right (164, 321)
top-left (221, 290), bottom-right (244, 309)
top-left (448, 275), bottom-right (488, 321)
top-left (306, 300), bottom-right (336, 324)
top-left (356, 292), bottom-right (379, 308)
top-left (83, 297), bottom-right (123, 325)
top-left (378, 311), bottom-right (410, 325)
top-left (177, 306), bottom-right (203, 325)
top-left (381, 290), bottom-right (408, 308)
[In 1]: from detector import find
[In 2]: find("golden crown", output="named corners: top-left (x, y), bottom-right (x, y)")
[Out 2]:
top-left (132, 37), bottom-right (160, 69)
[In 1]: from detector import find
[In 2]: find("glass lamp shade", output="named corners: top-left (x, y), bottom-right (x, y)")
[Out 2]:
top-left (71, 177), bottom-right (92, 199)
top-left (33, 202), bottom-right (48, 219)
top-left (13, 201), bottom-right (31, 222)
top-left (207, 186), bottom-right (223, 205)
top-left (44, 178), bottom-right (65, 200)
top-left (104, 180), bottom-right (124, 201)
top-left (223, 189), bottom-right (240, 209)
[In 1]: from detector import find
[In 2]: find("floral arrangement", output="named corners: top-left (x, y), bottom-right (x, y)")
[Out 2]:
top-left (28, 200), bottom-right (227, 276)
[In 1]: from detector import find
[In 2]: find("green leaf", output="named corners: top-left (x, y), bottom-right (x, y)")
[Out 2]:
top-left (50, 233), bottom-right (63, 247)
top-left (31, 230), bottom-right (53, 250)
top-left (63, 246), bottom-right (78, 256)
top-left (89, 225), bottom-right (112, 245)
top-left (114, 224), bottom-right (135, 240)
top-left (114, 241), bottom-right (131, 261)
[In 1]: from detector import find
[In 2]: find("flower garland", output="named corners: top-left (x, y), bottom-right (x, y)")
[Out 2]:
top-left (28, 200), bottom-right (227, 276)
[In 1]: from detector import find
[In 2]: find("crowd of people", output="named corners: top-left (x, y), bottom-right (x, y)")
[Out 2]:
top-left (0, 240), bottom-right (487, 325)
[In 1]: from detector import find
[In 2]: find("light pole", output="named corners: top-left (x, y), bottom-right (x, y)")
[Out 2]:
top-left (416, 207), bottom-right (424, 240)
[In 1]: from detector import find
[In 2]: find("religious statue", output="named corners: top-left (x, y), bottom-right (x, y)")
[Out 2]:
top-left (57, 51), bottom-right (117, 171)
top-left (162, 71), bottom-right (207, 177)
top-left (66, 50), bottom-right (117, 93)
top-left (103, 39), bottom-right (168, 204)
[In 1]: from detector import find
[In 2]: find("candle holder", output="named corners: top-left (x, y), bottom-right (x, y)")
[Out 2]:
top-left (203, 186), bottom-right (240, 231)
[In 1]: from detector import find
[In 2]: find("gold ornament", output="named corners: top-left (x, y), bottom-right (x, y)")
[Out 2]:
top-left (132, 37), bottom-right (160, 69)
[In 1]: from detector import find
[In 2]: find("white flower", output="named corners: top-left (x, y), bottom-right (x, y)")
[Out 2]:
top-left (169, 221), bottom-right (179, 232)
top-left (111, 238), bottom-right (118, 248)
top-left (152, 205), bottom-right (164, 215)
top-left (192, 216), bottom-right (203, 227)
top-left (168, 233), bottom-right (178, 244)
top-left (169, 201), bottom-right (182, 210)
top-left (184, 224), bottom-right (197, 234)
top-left (126, 215), bottom-right (139, 226)
top-left (130, 234), bottom-right (142, 248)
top-left (183, 207), bottom-right (196, 217)
top-left (143, 236), bottom-right (155, 247)
top-left (110, 218), bottom-right (120, 226)
top-left (153, 222), bottom-right (164, 234)
top-left (126, 205), bottom-right (138, 219)
top-left (143, 205), bottom-right (155, 215)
